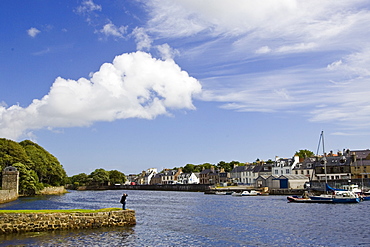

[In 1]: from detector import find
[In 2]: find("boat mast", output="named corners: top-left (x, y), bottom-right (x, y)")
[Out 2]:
top-left (361, 158), bottom-right (364, 192)
top-left (322, 131), bottom-right (328, 185)
top-left (316, 131), bottom-right (328, 188)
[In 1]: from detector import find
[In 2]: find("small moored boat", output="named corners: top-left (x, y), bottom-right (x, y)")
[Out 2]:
top-left (232, 190), bottom-right (260, 196)
top-left (232, 191), bottom-right (249, 196)
top-left (215, 191), bottom-right (233, 195)
top-left (308, 190), bottom-right (360, 203)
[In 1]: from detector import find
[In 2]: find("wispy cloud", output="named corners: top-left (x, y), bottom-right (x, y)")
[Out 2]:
top-left (75, 0), bottom-right (102, 25)
top-left (98, 22), bottom-right (127, 39)
top-left (132, 27), bottom-right (152, 51)
top-left (156, 43), bottom-right (179, 60)
top-left (137, 0), bottom-right (370, 133)
top-left (32, 47), bottom-right (51, 56)
top-left (75, 0), bottom-right (102, 14)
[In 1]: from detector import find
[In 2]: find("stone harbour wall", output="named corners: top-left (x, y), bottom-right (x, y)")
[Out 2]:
top-left (0, 190), bottom-right (18, 204)
top-left (0, 210), bottom-right (136, 234)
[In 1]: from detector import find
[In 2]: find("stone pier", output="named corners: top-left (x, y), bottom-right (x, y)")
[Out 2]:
top-left (0, 209), bottom-right (136, 234)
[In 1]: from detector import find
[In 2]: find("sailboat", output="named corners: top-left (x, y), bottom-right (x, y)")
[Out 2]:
top-left (288, 131), bottom-right (361, 203)
top-left (308, 183), bottom-right (360, 203)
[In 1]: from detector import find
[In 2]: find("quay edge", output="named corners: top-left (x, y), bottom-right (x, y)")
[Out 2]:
top-left (0, 209), bottom-right (136, 234)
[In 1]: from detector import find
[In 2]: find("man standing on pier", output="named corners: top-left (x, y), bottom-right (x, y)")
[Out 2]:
top-left (120, 193), bottom-right (127, 210)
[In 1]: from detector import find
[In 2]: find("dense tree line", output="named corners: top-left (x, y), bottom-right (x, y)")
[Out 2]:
top-left (0, 138), bottom-right (68, 195)
top-left (68, 168), bottom-right (126, 189)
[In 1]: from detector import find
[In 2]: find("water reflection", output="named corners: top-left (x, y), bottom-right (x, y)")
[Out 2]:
top-left (0, 226), bottom-right (136, 247)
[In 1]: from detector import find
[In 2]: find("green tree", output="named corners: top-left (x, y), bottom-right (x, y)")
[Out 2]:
top-left (199, 163), bottom-right (213, 171)
top-left (19, 140), bottom-right (67, 186)
top-left (109, 170), bottom-right (126, 184)
top-left (182, 164), bottom-right (195, 173)
top-left (217, 161), bottom-right (228, 171)
top-left (0, 138), bottom-right (68, 194)
top-left (13, 162), bottom-right (43, 196)
top-left (69, 173), bottom-right (89, 186)
top-left (229, 161), bottom-right (243, 170)
top-left (216, 161), bottom-right (243, 172)
top-left (266, 159), bottom-right (274, 164)
top-left (0, 138), bottom-right (33, 187)
top-left (295, 149), bottom-right (314, 159)
top-left (89, 168), bottom-right (110, 186)
top-left (0, 138), bottom-right (31, 171)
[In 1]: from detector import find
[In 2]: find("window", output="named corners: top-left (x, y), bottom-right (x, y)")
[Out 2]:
top-left (275, 170), bottom-right (279, 175)
top-left (286, 169), bottom-right (290, 174)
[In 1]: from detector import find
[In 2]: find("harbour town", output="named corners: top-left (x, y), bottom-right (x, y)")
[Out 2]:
top-left (1, 1), bottom-right (370, 246)
top-left (108, 148), bottom-right (370, 196)
top-left (2, 137), bottom-right (370, 202)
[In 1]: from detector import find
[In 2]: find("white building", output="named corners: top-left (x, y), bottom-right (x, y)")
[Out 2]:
top-left (177, 172), bottom-right (199, 184)
top-left (144, 168), bottom-right (157, 185)
top-left (231, 164), bottom-right (272, 185)
top-left (230, 165), bottom-right (248, 184)
top-left (272, 156), bottom-right (299, 176)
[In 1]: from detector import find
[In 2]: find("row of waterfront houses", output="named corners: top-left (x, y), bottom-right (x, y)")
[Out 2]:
top-left (126, 149), bottom-right (370, 190)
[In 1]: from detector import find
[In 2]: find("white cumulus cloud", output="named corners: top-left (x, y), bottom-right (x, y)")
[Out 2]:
top-left (0, 51), bottom-right (202, 140)
top-left (27, 27), bottom-right (40, 38)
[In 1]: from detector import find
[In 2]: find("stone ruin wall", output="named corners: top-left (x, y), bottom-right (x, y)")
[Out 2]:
top-left (0, 209), bottom-right (136, 234)
top-left (0, 167), bottom-right (19, 203)
top-left (0, 190), bottom-right (18, 204)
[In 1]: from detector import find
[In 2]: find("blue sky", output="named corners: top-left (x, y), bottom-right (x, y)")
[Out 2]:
top-left (1, 0), bottom-right (370, 176)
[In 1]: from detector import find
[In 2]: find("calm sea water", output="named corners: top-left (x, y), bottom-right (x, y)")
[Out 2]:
top-left (0, 190), bottom-right (370, 246)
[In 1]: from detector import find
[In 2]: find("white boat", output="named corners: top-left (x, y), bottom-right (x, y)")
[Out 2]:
top-left (309, 189), bottom-right (360, 203)
top-left (341, 184), bottom-right (362, 193)
top-left (215, 191), bottom-right (226, 195)
top-left (232, 191), bottom-right (249, 196)
top-left (232, 190), bottom-right (260, 196)
top-left (249, 190), bottom-right (260, 196)
top-left (215, 191), bottom-right (233, 195)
